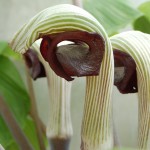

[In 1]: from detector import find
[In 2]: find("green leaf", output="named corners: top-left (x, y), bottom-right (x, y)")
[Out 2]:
top-left (133, 1), bottom-right (150, 33)
top-left (23, 117), bottom-right (41, 150)
top-left (133, 16), bottom-right (150, 34)
top-left (0, 41), bottom-right (8, 54)
top-left (5, 142), bottom-right (19, 150)
top-left (0, 56), bottom-right (42, 150)
top-left (0, 117), bottom-right (18, 148)
top-left (0, 41), bottom-right (21, 59)
top-left (83, 0), bottom-right (141, 35)
top-left (0, 56), bottom-right (30, 126)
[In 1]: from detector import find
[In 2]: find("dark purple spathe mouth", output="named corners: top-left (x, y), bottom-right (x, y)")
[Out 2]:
top-left (24, 30), bottom-right (137, 94)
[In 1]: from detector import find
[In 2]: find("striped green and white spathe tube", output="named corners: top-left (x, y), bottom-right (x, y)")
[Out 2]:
top-left (111, 31), bottom-right (150, 150)
top-left (10, 4), bottom-right (114, 150)
top-left (32, 41), bottom-right (73, 140)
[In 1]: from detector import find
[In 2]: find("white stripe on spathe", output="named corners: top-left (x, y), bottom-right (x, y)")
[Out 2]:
top-left (10, 4), bottom-right (114, 150)
top-left (111, 31), bottom-right (150, 150)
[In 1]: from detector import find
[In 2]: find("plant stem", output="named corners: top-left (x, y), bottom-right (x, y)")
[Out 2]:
top-left (81, 76), bottom-right (114, 150)
top-left (49, 138), bottom-right (70, 150)
top-left (72, 0), bottom-right (82, 7)
top-left (39, 116), bottom-right (46, 134)
top-left (44, 65), bottom-right (72, 150)
top-left (72, 0), bottom-right (115, 149)
top-left (0, 95), bottom-right (34, 150)
top-left (24, 59), bottom-right (46, 150)
top-left (32, 45), bottom-right (73, 150)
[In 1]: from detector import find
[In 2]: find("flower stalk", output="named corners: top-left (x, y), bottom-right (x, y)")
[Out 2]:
top-left (32, 42), bottom-right (73, 150)
top-left (24, 59), bottom-right (46, 150)
top-left (81, 40), bottom-right (114, 150)
top-left (0, 95), bottom-right (34, 150)
top-left (111, 31), bottom-right (150, 149)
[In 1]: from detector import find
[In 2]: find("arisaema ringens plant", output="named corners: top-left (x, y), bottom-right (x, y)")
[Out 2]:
top-left (10, 4), bottom-right (114, 150)
top-left (0, 0), bottom-right (149, 150)
top-left (111, 31), bottom-right (150, 150)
